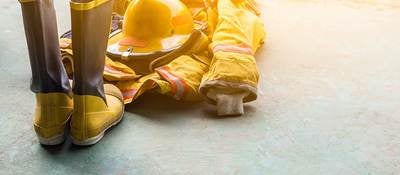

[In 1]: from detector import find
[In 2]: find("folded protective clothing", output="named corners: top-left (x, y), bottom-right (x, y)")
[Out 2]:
top-left (60, 0), bottom-right (265, 116)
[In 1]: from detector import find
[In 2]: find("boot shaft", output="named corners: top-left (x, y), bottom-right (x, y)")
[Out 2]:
top-left (70, 0), bottom-right (114, 101)
top-left (19, 0), bottom-right (71, 94)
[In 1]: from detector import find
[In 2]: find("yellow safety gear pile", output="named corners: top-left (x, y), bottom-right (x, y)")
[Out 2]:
top-left (59, 0), bottom-right (265, 116)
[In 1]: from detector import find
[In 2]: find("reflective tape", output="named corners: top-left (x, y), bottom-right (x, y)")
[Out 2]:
top-left (104, 65), bottom-right (135, 79)
top-left (156, 66), bottom-right (189, 100)
top-left (70, 0), bottom-right (111, 11)
top-left (120, 88), bottom-right (138, 100)
top-left (213, 43), bottom-right (254, 55)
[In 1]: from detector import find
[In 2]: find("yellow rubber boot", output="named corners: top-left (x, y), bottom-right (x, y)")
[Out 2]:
top-left (69, 0), bottom-right (124, 146)
top-left (70, 84), bottom-right (124, 146)
top-left (18, 0), bottom-right (73, 145)
top-left (34, 93), bottom-right (73, 145)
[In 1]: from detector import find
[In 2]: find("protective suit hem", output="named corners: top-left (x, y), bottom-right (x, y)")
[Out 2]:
top-left (199, 79), bottom-right (257, 104)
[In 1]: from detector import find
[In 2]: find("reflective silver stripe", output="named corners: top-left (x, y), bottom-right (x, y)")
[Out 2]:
top-left (213, 44), bottom-right (254, 55)
top-left (104, 66), bottom-right (131, 77)
top-left (157, 68), bottom-right (186, 100)
top-left (70, 0), bottom-right (111, 11)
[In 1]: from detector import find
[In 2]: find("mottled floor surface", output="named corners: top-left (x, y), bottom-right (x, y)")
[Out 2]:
top-left (1, 0), bottom-right (399, 174)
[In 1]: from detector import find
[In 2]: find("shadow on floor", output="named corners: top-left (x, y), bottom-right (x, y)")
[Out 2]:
top-left (38, 92), bottom-right (257, 154)
top-left (124, 92), bottom-right (241, 120)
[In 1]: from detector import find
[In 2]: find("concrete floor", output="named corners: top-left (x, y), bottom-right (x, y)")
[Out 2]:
top-left (1, 0), bottom-right (400, 174)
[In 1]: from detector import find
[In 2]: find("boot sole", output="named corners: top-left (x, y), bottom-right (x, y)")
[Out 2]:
top-left (38, 134), bottom-right (65, 146)
top-left (36, 113), bottom-right (72, 146)
top-left (71, 108), bottom-right (125, 146)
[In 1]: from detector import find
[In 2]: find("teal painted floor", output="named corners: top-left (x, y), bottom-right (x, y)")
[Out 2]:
top-left (1, 0), bottom-right (399, 174)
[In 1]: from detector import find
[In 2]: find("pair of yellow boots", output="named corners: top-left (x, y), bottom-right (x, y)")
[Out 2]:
top-left (34, 84), bottom-right (124, 146)
top-left (19, 0), bottom-right (124, 146)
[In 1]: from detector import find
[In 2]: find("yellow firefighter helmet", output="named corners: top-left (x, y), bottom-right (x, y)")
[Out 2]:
top-left (118, 0), bottom-right (194, 53)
